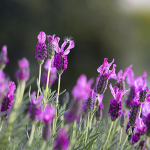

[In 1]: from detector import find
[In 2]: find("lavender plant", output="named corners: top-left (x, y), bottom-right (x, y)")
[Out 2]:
top-left (0, 32), bottom-right (150, 150)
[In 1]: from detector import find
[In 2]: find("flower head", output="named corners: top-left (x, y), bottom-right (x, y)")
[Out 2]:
top-left (72, 74), bottom-right (94, 100)
top-left (1, 81), bottom-right (16, 120)
top-left (29, 92), bottom-right (43, 121)
top-left (41, 105), bottom-right (55, 123)
top-left (15, 58), bottom-right (30, 82)
top-left (54, 128), bottom-right (69, 150)
top-left (0, 45), bottom-right (9, 69)
top-left (53, 37), bottom-right (74, 74)
top-left (108, 84), bottom-right (129, 121)
top-left (35, 31), bottom-right (47, 64)
top-left (96, 58), bottom-right (116, 95)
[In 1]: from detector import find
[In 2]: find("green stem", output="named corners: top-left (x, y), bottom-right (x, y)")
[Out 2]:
top-left (103, 121), bottom-right (114, 149)
top-left (44, 59), bottom-right (51, 107)
top-left (139, 102), bottom-right (142, 117)
top-left (56, 74), bottom-right (61, 107)
top-left (70, 121), bottom-right (77, 149)
top-left (122, 135), bottom-right (128, 148)
top-left (85, 115), bottom-right (90, 144)
top-left (0, 121), bottom-right (4, 132)
top-left (37, 64), bottom-right (42, 98)
top-left (40, 141), bottom-right (47, 150)
top-left (119, 128), bottom-right (122, 146)
top-left (27, 122), bottom-right (36, 147)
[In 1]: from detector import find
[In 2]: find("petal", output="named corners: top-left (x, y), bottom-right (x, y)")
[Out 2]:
top-left (118, 70), bottom-right (123, 79)
top-left (126, 69), bottom-right (134, 86)
top-left (61, 41), bottom-right (68, 53)
top-left (37, 31), bottom-right (46, 43)
top-left (122, 65), bottom-right (132, 79)
top-left (109, 84), bottom-right (116, 99)
top-left (63, 41), bottom-right (75, 55)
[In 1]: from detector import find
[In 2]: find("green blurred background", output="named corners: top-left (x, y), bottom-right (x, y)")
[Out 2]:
top-left (1, 0), bottom-right (150, 118)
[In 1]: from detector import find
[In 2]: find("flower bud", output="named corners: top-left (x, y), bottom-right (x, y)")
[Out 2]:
top-left (120, 110), bottom-right (126, 128)
top-left (42, 123), bottom-right (51, 141)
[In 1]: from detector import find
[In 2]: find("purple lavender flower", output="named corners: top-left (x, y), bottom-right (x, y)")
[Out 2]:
top-left (132, 117), bottom-right (146, 148)
top-left (42, 58), bottom-right (57, 87)
top-left (53, 37), bottom-right (74, 74)
top-left (0, 45), bottom-right (9, 69)
top-left (29, 92), bottom-right (43, 121)
top-left (139, 86), bottom-right (149, 103)
top-left (1, 81), bottom-right (16, 120)
top-left (47, 34), bottom-right (59, 59)
top-left (54, 128), bottom-right (69, 150)
top-left (129, 100), bottom-right (141, 127)
top-left (72, 74), bottom-right (94, 100)
top-left (82, 90), bottom-right (94, 113)
top-left (125, 70), bottom-right (147, 109)
top-left (35, 31), bottom-right (47, 64)
top-left (111, 65), bottom-right (132, 91)
top-left (108, 84), bottom-right (129, 121)
top-left (15, 58), bottom-right (30, 82)
top-left (41, 105), bottom-right (55, 140)
top-left (94, 93), bottom-right (104, 121)
top-left (96, 58), bottom-right (116, 95)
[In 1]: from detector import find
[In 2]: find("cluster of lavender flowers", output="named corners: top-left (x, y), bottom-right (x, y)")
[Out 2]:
top-left (1, 31), bottom-right (150, 150)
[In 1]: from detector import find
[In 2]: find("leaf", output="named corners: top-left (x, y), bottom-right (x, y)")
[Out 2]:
top-left (56, 120), bottom-right (63, 130)
top-left (85, 136), bottom-right (99, 149)
top-left (37, 78), bottom-right (42, 94)
top-left (89, 133), bottom-right (100, 140)
top-left (107, 140), bottom-right (119, 150)
top-left (96, 121), bottom-right (102, 133)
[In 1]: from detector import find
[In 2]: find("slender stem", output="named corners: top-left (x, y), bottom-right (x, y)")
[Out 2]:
top-left (103, 121), bottom-right (114, 149)
top-left (27, 122), bottom-right (36, 147)
top-left (85, 115), bottom-right (90, 144)
top-left (0, 121), bottom-right (4, 132)
top-left (37, 64), bottom-right (42, 98)
top-left (122, 135), bottom-right (128, 148)
top-left (119, 128), bottom-right (122, 146)
top-left (70, 121), bottom-right (76, 149)
top-left (40, 141), bottom-right (47, 150)
top-left (56, 74), bottom-right (61, 107)
top-left (44, 59), bottom-right (51, 107)
top-left (139, 102), bottom-right (142, 117)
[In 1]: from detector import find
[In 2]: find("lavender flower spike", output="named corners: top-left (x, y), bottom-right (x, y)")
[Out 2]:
top-left (54, 37), bottom-right (75, 74)
top-left (0, 45), bottom-right (9, 69)
top-left (15, 58), bottom-right (30, 82)
top-left (41, 105), bottom-right (55, 140)
top-left (35, 31), bottom-right (47, 64)
top-left (108, 84), bottom-right (129, 121)
top-left (112, 65), bottom-right (132, 91)
top-left (96, 58), bottom-right (116, 95)
top-left (1, 81), bottom-right (16, 120)
top-left (47, 34), bottom-right (59, 59)
top-left (54, 128), bottom-right (69, 150)
top-left (29, 91), bottom-right (43, 122)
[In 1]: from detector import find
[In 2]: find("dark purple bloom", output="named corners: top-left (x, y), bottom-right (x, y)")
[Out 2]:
top-left (139, 86), bottom-right (149, 103)
top-left (53, 37), bottom-right (74, 74)
top-left (1, 81), bottom-right (16, 119)
top-left (54, 128), bottom-right (69, 150)
top-left (72, 74), bottom-right (94, 100)
top-left (129, 101), bottom-right (141, 127)
top-left (35, 31), bottom-right (47, 64)
top-left (108, 84), bottom-right (129, 121)
top-left (96, 58), bottom-right (116, 95)
top-left (0, 45), bottom-right (9, 69)
top-left (29, 92), bottom-right (43, 121)
top-left (15, 58), bottom-right (30, 82)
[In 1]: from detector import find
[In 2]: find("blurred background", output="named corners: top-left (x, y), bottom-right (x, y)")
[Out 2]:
top-left (1, 0), bottom-right (150, 119)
